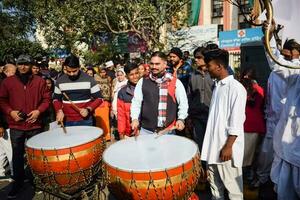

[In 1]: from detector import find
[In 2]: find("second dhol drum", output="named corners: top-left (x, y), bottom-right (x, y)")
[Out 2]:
top-left (103, 134), bottom-right (201, 200)
top-left (26, 126), bottom-right (105, 194)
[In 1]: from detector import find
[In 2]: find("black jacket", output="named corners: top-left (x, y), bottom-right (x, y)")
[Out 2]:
top-left (187, 70), bottom-right (214, 121)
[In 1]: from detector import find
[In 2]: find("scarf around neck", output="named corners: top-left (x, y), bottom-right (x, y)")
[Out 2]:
top-left (149, 72), bottom-right (173, 127)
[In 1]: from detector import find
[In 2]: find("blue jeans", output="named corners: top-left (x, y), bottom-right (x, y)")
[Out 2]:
top-left (65, 117), bottom-right (93, 127)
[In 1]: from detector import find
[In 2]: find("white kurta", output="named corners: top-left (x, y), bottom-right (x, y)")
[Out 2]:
top-left (267, 37), bottom-right (300, 166)
top-left (201, 75), bottom-right (247, 168)
top-left (272, 67), bottom-right (300, 167)
top-left (265, 71), bottom-right (287, 138)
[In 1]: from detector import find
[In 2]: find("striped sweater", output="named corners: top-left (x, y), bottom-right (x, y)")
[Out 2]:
top-left (53, 71), bottom-right (103, 122)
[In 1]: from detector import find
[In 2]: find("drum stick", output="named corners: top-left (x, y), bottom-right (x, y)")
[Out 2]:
top-left (132, 128), bottom-right (139, 141)
top-left (62, 92), bottom-right (81, 113)
top-left (155, 126), bottom-right (176, 139)
top-left (59, 121), bottom-right (67, 134)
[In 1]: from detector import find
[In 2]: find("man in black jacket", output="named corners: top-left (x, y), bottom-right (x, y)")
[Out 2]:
top-left (187, 46), bottom-right (214, 152)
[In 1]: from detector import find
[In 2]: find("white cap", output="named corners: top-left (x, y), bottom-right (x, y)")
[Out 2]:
top-left (105, 61), bottom-right (114, 68)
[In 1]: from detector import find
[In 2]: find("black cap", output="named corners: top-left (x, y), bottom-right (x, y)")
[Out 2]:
top-left (169, 47), bottom-right (183, 59)
top-left (17, 55), bottom-right (33, 65)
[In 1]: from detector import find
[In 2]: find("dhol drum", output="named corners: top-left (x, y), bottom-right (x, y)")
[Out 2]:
top-left (103, 134), bottom-right (201, 200)
top-left (26, 126), bottom-right (105, 194)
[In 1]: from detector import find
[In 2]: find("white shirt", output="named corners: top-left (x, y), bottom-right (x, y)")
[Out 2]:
top-left (267, 36), bottom-right (300, 167)
top-left (201, 75), bottom-right (247, 167)
top-left (271, 65), bottom-right (300, 167)
top-left (265, 71), bottom-right (287, 138)
top-left (131, 77), bottom-right (188, 121)
top-left (265, 37), bottom-right (300, 138)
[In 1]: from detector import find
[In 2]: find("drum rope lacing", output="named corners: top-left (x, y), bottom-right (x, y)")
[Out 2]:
top-left (26, 136), bottom-right (106, 199)
top-left (105, 151), bottom-right (203, 200)
top-left (129, 170), bottom-right (144, 200)
top-left (146, 171), bottom-right (161, 200)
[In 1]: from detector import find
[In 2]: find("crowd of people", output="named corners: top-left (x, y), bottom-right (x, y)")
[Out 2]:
top-left (0, 24), bottom-right (299, 200)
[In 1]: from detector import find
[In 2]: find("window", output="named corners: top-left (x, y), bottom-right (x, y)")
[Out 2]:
top-left (212, 0), bottom-right (223, 17)
top-left (218, 24), bottom-right (224, 37)
top-left (239, 0), bottom-right (251, 14)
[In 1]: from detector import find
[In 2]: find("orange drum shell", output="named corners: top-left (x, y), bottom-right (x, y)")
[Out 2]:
top-left (104, 152), bottom-right (201, 200)
top-left (26, 136), bottom-right (104, 193)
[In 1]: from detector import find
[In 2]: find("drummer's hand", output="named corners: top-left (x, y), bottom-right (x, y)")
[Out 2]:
top-left (0, 127), bottom-right (4, 138)
top-left (119, 133), bottom-right (125, 140)
top-left (79, 108), bottom-right (89, 117)
top-left (175, 120), bottom-right (185, 131)
top-left (56, 109), bottom-right (64, 122)
top-left (26, 110), bottom-right (40, 123)
top-left (10, 110), bottom-right (22, 122)
top-left (131, 119), bottom-right (139, 131)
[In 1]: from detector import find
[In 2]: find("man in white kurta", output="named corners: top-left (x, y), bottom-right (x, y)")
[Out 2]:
top-left (254, 38), bottom-right (299, 188)
top-left (201, 48), bottom-right (247, 200)
top-left (266, 37), bottom-right (300, 200)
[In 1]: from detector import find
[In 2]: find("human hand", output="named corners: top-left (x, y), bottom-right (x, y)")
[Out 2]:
top-left (10, 111), bottom-right (22, 122)
top-left (175, 120), bottom-right (185, 131)
top-left (110, 110), bottom-right (115, 118)
top-left (79, 108), bottom-right (89, 117)
top-left (219, 145), bottom-right (233, 162)
top-left (0, 127), bottom-right (4, 138)
top-left (262, 19), bottom-right (275, 34)
top-left (131, 119), bottom-right (139, 131)
top-left (26, 110), bottom-right (40, 123)
top-left (56, 109), bottom-right (64, 122)
top-left (119, 133), bottom-right (124, 140)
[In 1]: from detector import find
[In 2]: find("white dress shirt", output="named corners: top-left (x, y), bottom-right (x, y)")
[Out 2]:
top-left (201, 75), bottom-right (247, 167)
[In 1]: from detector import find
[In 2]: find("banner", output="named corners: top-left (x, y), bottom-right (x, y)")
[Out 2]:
top-left (168, 24), bottom-right (218, 52)
top-left (188, 0), bottom-right (201, 26)
top-left (219, 28), bottom-right (263, 50)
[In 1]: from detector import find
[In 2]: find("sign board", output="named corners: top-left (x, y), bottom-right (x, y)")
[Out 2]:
top-left (112, 33), bottom-right (129, 53)
top-left (219, 28), bottom-right (263, 50)
top-left (168, 24), bottom-right (218, 52)
top-left (128, 32), bottom-right (147, 53)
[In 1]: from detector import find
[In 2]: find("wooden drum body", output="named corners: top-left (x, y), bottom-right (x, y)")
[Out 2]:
top-left (103, 135), bottom-right (201, 200)
top-left (26, 126), bottom-right (105, 194)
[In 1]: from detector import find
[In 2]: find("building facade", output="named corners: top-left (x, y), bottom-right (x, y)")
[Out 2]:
top-left (197, 0), bottom-right (252, 31)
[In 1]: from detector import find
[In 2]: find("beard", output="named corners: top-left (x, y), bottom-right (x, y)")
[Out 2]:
top-left (68, 71), bottom-right (81, 81)
top-left (17, 70), bottom-right (32, 85)
top-left (171, 60), bottom-right (180, 68)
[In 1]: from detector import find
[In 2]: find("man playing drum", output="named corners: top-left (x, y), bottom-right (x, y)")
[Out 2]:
top-left (131, 51), bottom-right (188, 135)
top-left (201, 49), bottom-right (247, 200)
top-left (0, 55), bottom-right (51, 199)
top-left (117, 62), bottom-right (140, 139)
top-left (53, 55), bottom-right (103, 126)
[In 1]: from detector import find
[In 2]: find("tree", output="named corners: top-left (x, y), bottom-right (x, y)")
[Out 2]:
top-left (0, 0), bottom-right (46, 61)
top-left (30, 0), bottom-right (190, 52)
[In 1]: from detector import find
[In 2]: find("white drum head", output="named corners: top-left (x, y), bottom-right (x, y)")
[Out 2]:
top-left (103, 135), bottom-right (198, 172)
top-left (26, 126), bottom-right (103, 150)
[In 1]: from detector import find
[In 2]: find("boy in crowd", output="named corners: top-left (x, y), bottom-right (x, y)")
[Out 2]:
top-left (117, 62), bottom-right (140, 138)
